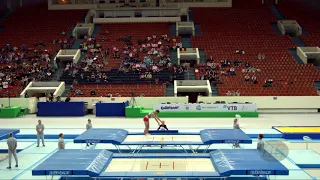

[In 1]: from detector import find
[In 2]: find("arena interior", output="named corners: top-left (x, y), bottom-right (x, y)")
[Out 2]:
top-left (1, 0), bottom-right (320, 179)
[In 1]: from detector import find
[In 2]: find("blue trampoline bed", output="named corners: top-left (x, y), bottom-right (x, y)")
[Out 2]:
top-left (32, 149), bottom-right (289, 179)
top-left (0, 129), bottom-right (20, 140)
top-left (73, 129), bottom-right (253, 153)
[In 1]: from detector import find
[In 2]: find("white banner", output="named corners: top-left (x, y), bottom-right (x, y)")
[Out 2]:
top-left (153, 103), bottom-right (257, 112)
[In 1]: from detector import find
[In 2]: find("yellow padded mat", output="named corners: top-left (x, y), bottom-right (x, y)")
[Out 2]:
top-left (276, 127), bottom-right (320, 133)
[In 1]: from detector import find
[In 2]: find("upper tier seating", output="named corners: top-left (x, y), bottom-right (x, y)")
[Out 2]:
top-left (0, 5), bottom-right (86, 97)
top-left (191, 5), bottom-right (320, 96)
top-left (276, 0), bottom-right (320, 47)
top-left (0, 5), bottom-right (86, 53)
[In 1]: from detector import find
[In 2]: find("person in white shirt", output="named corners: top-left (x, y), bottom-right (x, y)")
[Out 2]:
top-left (7, 133), bottom-right (18, 169)
top-left (36, 120), bottom-right (45, 147)
top-left (257, 134), bottom-right (264, 149)
top-left (86, 119), bottom-right (93, 147)
top-left (58, 133), bottom-right (65, 149)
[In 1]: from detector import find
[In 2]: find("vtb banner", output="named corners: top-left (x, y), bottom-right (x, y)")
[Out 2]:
top-left (153, 103), bottom-right (257, 112)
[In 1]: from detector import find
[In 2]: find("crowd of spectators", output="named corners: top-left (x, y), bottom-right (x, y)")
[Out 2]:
top-left (194, 52), bottom-right (269, 95)
top-left (0, 31), bottom-right (72, 97)
top-left (67, 33), bottom-right (185, 84)
top-left (0, 45), bottom-right (56, 97)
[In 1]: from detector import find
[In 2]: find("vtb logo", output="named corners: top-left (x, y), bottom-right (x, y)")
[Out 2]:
top-left (228, 106), bottom-right (237, 111)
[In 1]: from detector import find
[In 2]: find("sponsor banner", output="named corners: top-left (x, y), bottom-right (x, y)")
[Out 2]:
top-left (153, 103), bottom-right (257, 112)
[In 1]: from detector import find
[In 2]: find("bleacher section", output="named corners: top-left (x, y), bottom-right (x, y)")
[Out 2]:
top-left (191, 4), bottom-right (320, 96)
top-left (276, 0), bottom-right (320, 47)
top-left (70, 84), bottom-right (165, 97)
top-left (0, 5), bottom-right (86, 52)
top-left (63, 23), bottom-right (183, 97)
top-left (0, 5), bottom-right (86, 97)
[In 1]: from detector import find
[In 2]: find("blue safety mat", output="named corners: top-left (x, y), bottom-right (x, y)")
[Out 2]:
top-left (73, 129), bottom-right (128, 144)
top-left (211, 149), bottom-right (289, 176)
top-left (200, 129), bottom-right (252, 144)
top-left (32, 149), bottom-right (113, 177)
top-left (0, 129), bottom-right (20, 140)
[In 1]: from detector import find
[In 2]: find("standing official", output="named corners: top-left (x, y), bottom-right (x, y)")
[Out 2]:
top-left (36, 120), bottom-right (45, 147)
top-left (86, 119), bottom-right (93, 147)
top-left (257, 134), bottom-right (265, 149)
top-left (58, 133), bottom-right (65, 149)
top-left (7, 133), bottom-right (18, 169)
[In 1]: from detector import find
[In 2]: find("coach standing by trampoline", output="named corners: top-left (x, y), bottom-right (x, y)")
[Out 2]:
top-left (7, 132), bottom-right (18, 169)
top-left (86, 119), bottom-right (93, 147)
top-left (36, 120), bottom-right (45, 147)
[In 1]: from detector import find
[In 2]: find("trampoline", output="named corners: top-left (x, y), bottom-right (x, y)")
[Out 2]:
top-left (73, 129), bottom-right (253, 153)
top-left (0, 129), bottom-right (20, 140)
top-left (32, 149), bottom-right (289, 178)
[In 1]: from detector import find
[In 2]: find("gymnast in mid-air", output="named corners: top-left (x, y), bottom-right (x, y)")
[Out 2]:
top-left (143, 110), bottom-right (161, 136)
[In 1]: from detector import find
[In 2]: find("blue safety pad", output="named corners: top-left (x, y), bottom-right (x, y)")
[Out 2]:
top-left (73, 129), bottom-right (128, 145)
top-left (200, 129), bottom-right (252, 144)
top-left (211, 149), bottom-right (289, 176)
top-left (0, 129), bottom-right (20, 140)
top-left (113, 153), bottom-right (210, 158)
top-left (32, 149), bottom-right (113, 177)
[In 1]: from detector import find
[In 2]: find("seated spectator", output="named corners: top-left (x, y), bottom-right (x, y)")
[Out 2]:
top-left (229, 67), bottom-right (236, 75)
top-left (90, 89), bottom-right (96, 96)
top-left (65, 96), bottom-right (71, 102)
top-left (258, 53), bottom-right (265, 60)
top-left (234, 59), bottom-right (241, 67)
top-left (244, 74), bottom-right (250, 82)
top-left (264, 79), bottom-right (273, 87)
top-left (75, 89), bottom-right (83, 95)
top-left (226, 91), bottom-right (232, 96)
top-left (252, 75), bottom-right (257, 84)
top-left (25, 91), bottom-right (30, 98)
top-left (235, 91), bottom-right (241, 96)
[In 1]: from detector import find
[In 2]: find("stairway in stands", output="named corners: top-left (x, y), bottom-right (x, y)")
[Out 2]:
top-left (199, 50), bottom-right (206, 63)
top-left (92, 24), bottom-right (101, 37)
top-left (170, 49), bottom-right (178, 65)
top-left (292, 36), bottom-right (307, 47)
top-left (72, 39), bottom-right (82, 49)
top-left (211, 84), bottom-right (219, 96)
top-left (181, 36), bottom-right (192, 48)
top-left (169, 24), bottom-right (176, 36)
top-left (184, 67), bottom-right (196, 80)
top-left (288, 48), bottom-right (304, 64)
top-left (313, 81), bottom-right (320, 93)
top-left (269, 5), bottom-right (285, 20)
top-left (0, 9), bottom-right (13, 23)
top-left (271, 22), bottom-right (282, 35)
top-left (166, 84), bottom-right (174, 96)
top-left (194, 24), bottom-right (201, 36)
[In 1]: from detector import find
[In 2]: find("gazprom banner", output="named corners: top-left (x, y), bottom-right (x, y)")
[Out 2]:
top-left (153, 103), bottom-right (257, 112)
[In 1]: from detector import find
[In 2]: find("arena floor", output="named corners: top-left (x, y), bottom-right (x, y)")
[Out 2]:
top-left (0, 113), bottom-right (320, 179)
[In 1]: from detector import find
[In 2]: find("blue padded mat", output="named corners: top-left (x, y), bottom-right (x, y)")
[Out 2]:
top-left (211, 149), bottom-right (289, 176)
top-left (32, 149), bottom-right (113, 177)
top-left (200, 129), bottom-right (252, 144)
top-left (73, 129), bottom-right (128, 144)
top-left (0, 129), bottom-right (20, 140)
